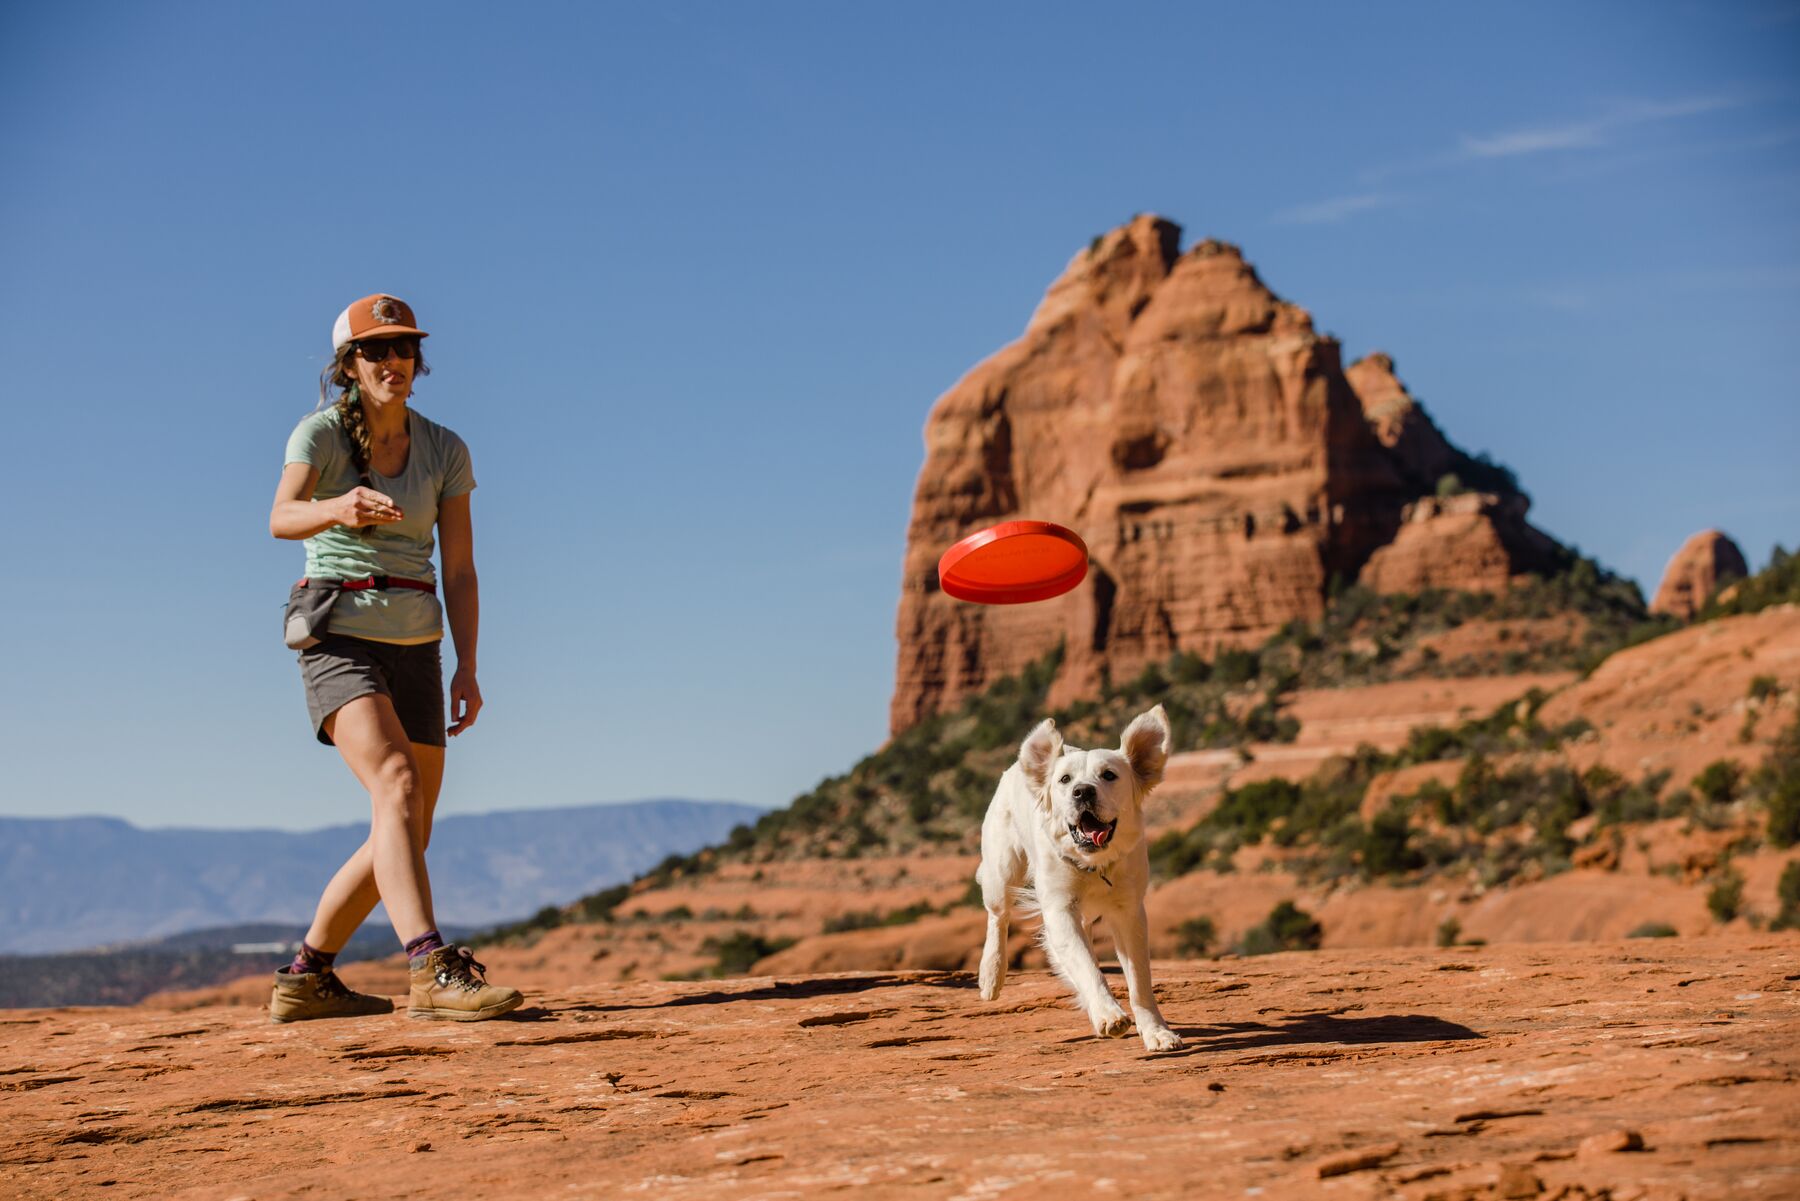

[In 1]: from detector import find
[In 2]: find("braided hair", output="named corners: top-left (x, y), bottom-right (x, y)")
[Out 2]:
top-left (316, 342), bottom-right (431, 530)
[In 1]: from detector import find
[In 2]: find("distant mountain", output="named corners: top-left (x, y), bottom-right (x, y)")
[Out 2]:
top-left (0, 800), bottom-right (761, 954)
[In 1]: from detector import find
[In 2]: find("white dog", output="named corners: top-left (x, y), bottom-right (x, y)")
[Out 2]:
top-left (976, 704), bottom-right (1182, 1052)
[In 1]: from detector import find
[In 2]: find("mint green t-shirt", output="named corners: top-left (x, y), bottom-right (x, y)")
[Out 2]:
top-left (283, 406), bottom-right (476, 644)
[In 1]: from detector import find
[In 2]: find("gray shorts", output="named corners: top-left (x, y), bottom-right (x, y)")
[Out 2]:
top-left (298, 634), bottom-right (446, 748)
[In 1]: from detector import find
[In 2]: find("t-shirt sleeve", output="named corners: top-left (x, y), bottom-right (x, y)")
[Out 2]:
top-left (441, 430), bottom-right (476, 500)
top-left (284, 413), bottom-right (340, 472)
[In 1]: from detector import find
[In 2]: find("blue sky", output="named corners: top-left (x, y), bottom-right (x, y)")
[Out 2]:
top-left (1, 2), bottom-right (1796, 832)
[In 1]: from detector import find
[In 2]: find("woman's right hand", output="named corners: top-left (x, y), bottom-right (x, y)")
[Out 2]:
top-left (332, 487), bottom-right (404, 527)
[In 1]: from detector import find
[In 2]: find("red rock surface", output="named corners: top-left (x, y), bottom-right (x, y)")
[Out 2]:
top-left (1537, 604), bottom-right (1800, 785)
top-left (7, 940), bottom-right (1797, 1199)
top-left (892, 218), bottom-right (1564, 732)
top-left (1651, 530), bottom-right (1750, 620)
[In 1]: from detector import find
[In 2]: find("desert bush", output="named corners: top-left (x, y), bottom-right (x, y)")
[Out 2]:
top-left (1168, 649), bottom-right (1210, 685)
top-left (1213, 647), bottom-right (1260, 685)
top-left (1209, 778), bottom-right (1301, 843)
top-left (1706, 865), bottom-right (1746, 923)
top-left (1148, 826), bottom-right (1209, 878)
top-left (1749, 675), bottom-right (1781, 703)
top-left (1592, 767), bottom-right (1665, 827)
top-left (821, 901), bottom-right (933, 935)
top-left (1756, 714), bottom-right (1800, 848)
top-left (1692, 760), bottom-right (1743, 807)
top-left (1362, 807), bottom-right (1424, 878)
top-left (700, 930), bottom-right (795, 976)
top-left (1772, 861), bottom-right (1800, 931)
top-left (1628, 922), bottom-right (1679, 939)
top-left (1174, 916), bottom-right (1218, 958)
top-left (1658, 787), bottom-right (1698, 820)
top-left (1238, 900), bottom-right (1322, 956)
top-left (1435, 917), bottom-right (1462, 947)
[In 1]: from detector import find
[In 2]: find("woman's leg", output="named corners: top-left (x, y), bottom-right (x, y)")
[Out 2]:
top-left (298, 695), bottom-right (438, 947)
top-left (302, 739), bottom-right (446, 954)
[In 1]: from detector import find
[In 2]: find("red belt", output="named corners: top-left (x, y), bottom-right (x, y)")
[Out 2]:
top-left (299, 576), bottom-right (436, 594)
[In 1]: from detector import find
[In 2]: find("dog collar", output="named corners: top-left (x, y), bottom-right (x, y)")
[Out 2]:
top-left (1061, 853), bottom-right (1113, 888)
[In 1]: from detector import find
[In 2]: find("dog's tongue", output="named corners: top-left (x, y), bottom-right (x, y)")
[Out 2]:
top-left (1090, 824), bottom-right (1111, 847)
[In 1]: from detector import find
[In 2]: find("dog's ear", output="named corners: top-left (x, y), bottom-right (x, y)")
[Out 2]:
top-left (1017, 719), bottom-right (1063, 795)
top-left (1120, 705), bottom-right (1172, 792)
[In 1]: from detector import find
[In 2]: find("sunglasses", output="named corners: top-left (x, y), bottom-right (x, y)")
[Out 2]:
top-left (353, 336), bottom-right (419, 363)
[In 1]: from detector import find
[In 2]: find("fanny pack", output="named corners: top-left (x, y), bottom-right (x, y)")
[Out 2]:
top-left (283, 576), bottom-right (436, 650)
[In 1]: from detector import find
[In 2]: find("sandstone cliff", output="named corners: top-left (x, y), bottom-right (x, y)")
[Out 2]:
top-left (893, 216), bottom-right (1566, 732)
top-left (1651, 528), bottom-right (1749, 619)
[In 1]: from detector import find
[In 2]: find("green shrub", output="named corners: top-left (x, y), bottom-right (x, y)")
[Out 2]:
top-left (1772, 861), bottom-right (1800, 931)
top-left (1214, 647), bottom-right (1260, 686)
top-left (1706, 865), bottom-right (1746, 923)
top-left (700, 930), bottom-right (796, 976)
top-left (1749, 675), bottom-right (1781, 703)
top-left (1404, 724), bottom-right (1461, 763)
top-left (1210, 778), bottom-right (1301, 842)
top-left (1148, 826), bottom-right (1206, 878)
top-left (1692, 760), bottom-right (1744, 807)
top-left (1362, 808), bottom-right (1424, 878)
top-left (1174, 916), bottom-right (1218, 957)
top-left (1436, 916), bottom-right (1462, 947)
top-left (821, 901), bottom-right (933, 935)
top-left (1757, 715), bottom-right (1800, 848)
top-left (1169, 650), bottom-right (1211, 685)
top-left (1628, 922), bottom-right (1679, 939)
top-left (1238, 900), bottom-right (1322, 956)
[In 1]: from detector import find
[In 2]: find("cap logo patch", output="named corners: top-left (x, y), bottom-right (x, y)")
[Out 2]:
top-left (370, 297), bottom-right (404, 324)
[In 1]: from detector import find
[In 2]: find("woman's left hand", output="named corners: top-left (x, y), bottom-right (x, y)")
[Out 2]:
top-left (449, 664), bottom-right (483, 736)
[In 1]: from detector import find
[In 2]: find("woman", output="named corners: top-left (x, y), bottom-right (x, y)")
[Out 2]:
top-left (267, 293), bottom-right (521, 1022)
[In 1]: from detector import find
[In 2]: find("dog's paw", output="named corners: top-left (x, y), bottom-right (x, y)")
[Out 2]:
top-left (1091, 1006), bottom-right (1133, 1038)
top-left (978, 979), bottom-right (1003, 1002)
top-left (1140, 1025), bottom-right (1183, 1053)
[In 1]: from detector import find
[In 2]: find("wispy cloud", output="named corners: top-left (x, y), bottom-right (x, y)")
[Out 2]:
top-left (1458, 95), bottom-right (1743, 160)
top-left (1270, 192), bottom-right (1401, 225)
top-left (1276, 94), bottom-right (1752, 226)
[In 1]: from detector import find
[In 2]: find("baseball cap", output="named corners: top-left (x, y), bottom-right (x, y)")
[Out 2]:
top-left (331, 294), bottom-right (429, 352)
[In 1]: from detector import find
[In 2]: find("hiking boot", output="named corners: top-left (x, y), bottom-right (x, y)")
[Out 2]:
top-left (408, 945), bottom-right (523, 1021)
top-left (269, 966), bottom-right (395, 1023)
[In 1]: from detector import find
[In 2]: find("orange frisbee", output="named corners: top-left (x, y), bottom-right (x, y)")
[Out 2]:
top-left (938, 520), bottom-right (1089, 605)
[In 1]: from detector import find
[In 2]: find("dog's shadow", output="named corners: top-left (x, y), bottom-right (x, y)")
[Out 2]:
top-left (1153, 1011), bottom-right (1482, 1059)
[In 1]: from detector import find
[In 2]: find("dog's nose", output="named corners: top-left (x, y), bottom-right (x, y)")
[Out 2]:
top-left (1071, 782), bottom-right (1096, 804)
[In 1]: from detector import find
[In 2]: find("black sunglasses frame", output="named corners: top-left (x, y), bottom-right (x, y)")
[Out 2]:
top-left (352, 336), bottom-right (420, 363)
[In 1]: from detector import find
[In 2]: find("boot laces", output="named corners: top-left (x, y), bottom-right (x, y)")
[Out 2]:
top-left (435, 945), bottom-right (490, 993)
top-left (315, 970), bottom-right (354, 1000)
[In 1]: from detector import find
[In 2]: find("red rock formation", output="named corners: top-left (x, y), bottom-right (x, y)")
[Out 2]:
top-left (1346, 354), bottom-right (1562, 595)
top-left (891, 217), bottom-right (1565, 732)
top-left (1651, 529), bottom-right (1749, 619)
top-left (1344, 352), bottom-right (1461, 491)
top-left (1359, 491), bottom-right (1564, 595)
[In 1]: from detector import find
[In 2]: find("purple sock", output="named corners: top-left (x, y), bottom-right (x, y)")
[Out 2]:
top-left (405, 929), bottom-right (445, 964)
top-left (288, 941), bottom-right (335, 976)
